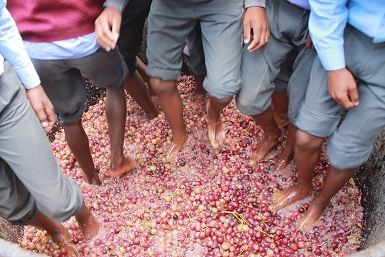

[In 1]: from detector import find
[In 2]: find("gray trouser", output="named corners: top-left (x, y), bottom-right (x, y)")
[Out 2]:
top-left (296, 26), bottom-right (385, 170)
top-left (238, 0), bottom-right (309, 115)
top-left (0, 63), bottom-right (83, 224)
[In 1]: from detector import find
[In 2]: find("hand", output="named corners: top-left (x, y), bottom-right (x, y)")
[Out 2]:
top-left (26, 86), bottom-right (56, 133)
top-left (242, 6), bottom-right (270, 52)
top-left (306, 34), bottom-right (314, 50)
top-left (327, 68), bottom-right (359, 109)
top-left (95, 7), bottom-right (121, 51)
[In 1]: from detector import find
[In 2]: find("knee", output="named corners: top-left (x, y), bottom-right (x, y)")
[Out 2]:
top-left (295, 130), bottom-right (324, 153)
top-left (149, 77), bottom-right (175, 95)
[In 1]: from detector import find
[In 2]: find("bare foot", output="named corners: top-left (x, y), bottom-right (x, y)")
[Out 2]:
top-left (78, 214), bottom-right (100, 243)
top-left (270, 158), bottom-right (291, 173)
top-left (270, 185), bottom-right (312, 211)
top-left (51, 231), bottom-right (78, 257)
top-left (297, 196), bottom-right (329, 231)
top-left (83, 173), bottom-right (101, 186)
top-left (206, 100), bottom-right (225, 150)
top-left (107, 156), bottom-right (137, 178)
top-left (166, 134), bottom-right (190, 161)
top-left (252, 130), bottom-right (283, 162)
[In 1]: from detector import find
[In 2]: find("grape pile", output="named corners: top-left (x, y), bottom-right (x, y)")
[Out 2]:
top-left (19, 76), bottom-right (363, 257)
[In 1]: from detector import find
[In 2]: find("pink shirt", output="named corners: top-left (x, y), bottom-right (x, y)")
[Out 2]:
top-left (7, 0), bottom-right (105, 42)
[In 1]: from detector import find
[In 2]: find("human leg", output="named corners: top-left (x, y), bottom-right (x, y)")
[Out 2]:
top-left (78, 48), bottom-right (136, 177)
top-left (146, 0), bottom-right (197, 158)
top-left (63, 121), bottom-right (101, 185)
top-left (0, 84), bottom-right (99, 248)
top-left (29, 210), bottom-right (78, 256)
top-left (271, 91), bottom-right (289, 128)
top-left (250, 107), bottom-right (282, 161)
top-left (271, 50), bottom-right (297, 129)
top-left (184, 23), bottom-right (207, 107)
top-left (30, 60), bottom-right (101, 185)
top-left (239, 0), bottom-right (309, 161)
top-left (270, 123), bottom-right (297, 173)
top-left (150, 77), bottom-right (190, 159)
top-left (296, 27), bottom-right (385, 229)
top-left (296, 165), bottom-right (355, 231)
top-left (105, 85), bottom-right (137, 177)
top-left (270, 130), bottom-right (321, 210)
top-left (124, 70), bottom-right (159, 120)
top-left (199, 0), bottom-right (243, 149)
top-left (118, 0), bottom-right (159, 119)
top-left (271, 54), bottom-right (343, 211)
top-left (272, 48), bottom-right (317, 172)
top-left (206, 96), bottom-right (232, 149)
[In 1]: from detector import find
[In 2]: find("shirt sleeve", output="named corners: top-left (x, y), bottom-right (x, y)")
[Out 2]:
top-left (0, 5), bottom-right (40, 89)
top-left (245, 0), bottom-right (266, 8)
top-left (103, 0), bottom-right (130, 12)
top-left (308, 0), bottom-right (348, 71)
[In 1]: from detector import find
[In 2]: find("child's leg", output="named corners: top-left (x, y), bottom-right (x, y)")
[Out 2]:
top-left (206, 96), bottom-right (232, 149)
top-left (271, 130), bottom-right (323, 210)
top-left (297, 165), bottom-right (355, 230)
top-left (124, 70), bottom-right (159, 119)
top-left (29, 210), bottom-right (78, 257)
top-left (250, 107), bottom-right (283, 161)
top-left (272, 91), bottom-right (289, 129)
top-left (136, 56), bottom-right (151, 87)
top-left (271, 123), bottom-right (296, 172)
top-left (150, 77), bottom-right (189, 159)
top-left (193, 75), bottom-right (206, 106)
top-left (73, 202), bottom-right (100, 242)
top-left (105, 85), bottom-right (137, 178)
top-left (63, 122), bottom-right (101, 185)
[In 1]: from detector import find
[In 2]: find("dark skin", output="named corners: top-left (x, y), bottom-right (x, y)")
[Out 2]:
top-left (243, 6), bottom-right (283, 161)
top-left (105, 85), bottom-right (137, 178)
top-left (270, 123), bottom-right (296, 173)
top-left (271, 35), bottom-right (315, 173)
top-left (150, 77), bottom-right (190, 159)
top-left (250, 107), bottom-right (283, 161)
top-left (271, 130), bottom-right (356, 231)
top-left (271, 91), bottom-right (289, 129)
top-left (29, 203), bottom-right (100, 257)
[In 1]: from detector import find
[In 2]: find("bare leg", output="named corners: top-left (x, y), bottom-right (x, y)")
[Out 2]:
top-left (270, 130), bottom-right (323, 211)
top-left (124, 70), bottom-right (159, 120)
top-left (272, 91), bottom-right (289, 129)
top-left (136, 57), bottom-right (156, 97)
top-left (29, 210), bottom-right (78, 257)
top-left (136, 57), bottom-right (150, 85)
top-left (271, 123), bottom-right (297, 173)
top-left (297, 166), bottom-right (356, 231)
top-left (250, 106), bottom-right (282, 161)
top-left (105, 85), bottom-right (137, 178)
top-left (193, 75), bottom-right (206, 107)
top-left (74, 202), bottom-right (100, 242)
top-left (150, 77), bottom-right (189, 159)
top-left (63, 122), bottom-right (101, 185)
top-left (206, 96), bottom-right (232, 150)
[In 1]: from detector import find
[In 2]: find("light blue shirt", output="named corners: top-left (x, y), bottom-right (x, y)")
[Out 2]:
top-left (0, 0), bottom-right (40, 89)
top-left (309, 0), bottom-right (385, 71)
top-left (23, 33), bottom-right (100, 60)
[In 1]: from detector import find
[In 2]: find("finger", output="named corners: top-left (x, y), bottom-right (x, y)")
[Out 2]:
top-left (243, 22), bottom-right (251, 44)
top-left (348, 87), bottom-right (360, 106)
top-left (337, 95), bottom-right (355, 109)
top-left (247, 38), bottom-right (260, 52)
top-left (95, 18), bottom-right (116, 48)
